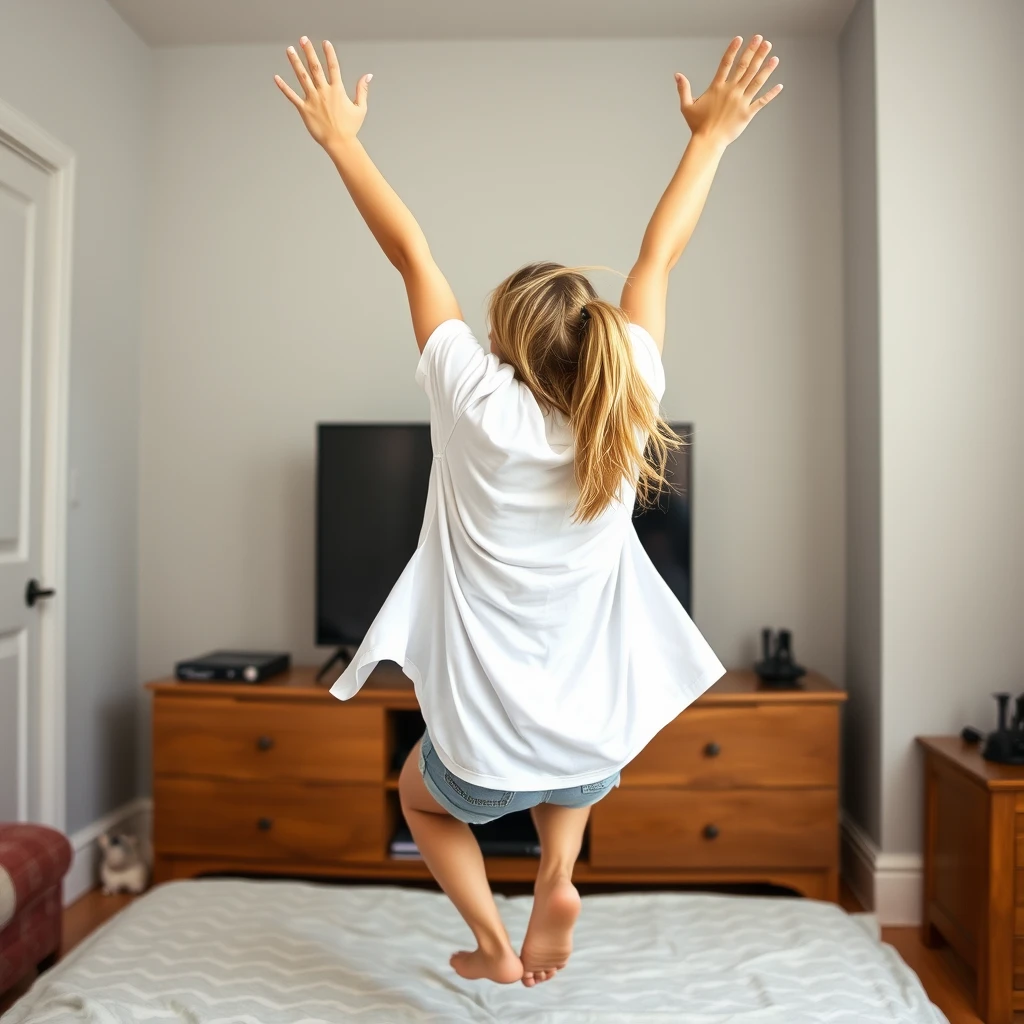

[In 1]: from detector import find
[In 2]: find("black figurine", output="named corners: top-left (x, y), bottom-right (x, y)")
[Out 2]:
top-left (980, 691), bottom-right (1024, 765)
top-left (755, 628), bottom-right (806, 688)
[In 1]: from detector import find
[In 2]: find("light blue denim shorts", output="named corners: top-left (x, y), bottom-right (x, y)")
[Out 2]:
top-left (418, 732), bottom-right (620, 825)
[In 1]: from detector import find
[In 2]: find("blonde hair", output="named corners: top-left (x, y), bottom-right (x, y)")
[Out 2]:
top-left (488, 262), bottom-right (680, 523)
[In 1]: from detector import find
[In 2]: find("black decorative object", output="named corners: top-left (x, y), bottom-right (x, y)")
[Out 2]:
top-left (961, 725), bottom-right (983, 745)
top-left (978, 691), bottom-right (1024, 765)
top-left (754, 628), bottom-right (806, 688)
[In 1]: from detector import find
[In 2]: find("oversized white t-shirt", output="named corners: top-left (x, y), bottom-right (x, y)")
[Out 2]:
top-left (331, 319), bottom-right (726, 789)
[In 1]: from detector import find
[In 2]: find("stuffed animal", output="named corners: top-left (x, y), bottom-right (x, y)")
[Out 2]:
top-left (98, 832), bottom-right (148, 895)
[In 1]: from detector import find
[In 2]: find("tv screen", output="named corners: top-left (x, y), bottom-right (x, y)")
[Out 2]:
top-left (316, 423), bottom-right (692, 647)
top-left (631, 427), bottom-right (692, 613)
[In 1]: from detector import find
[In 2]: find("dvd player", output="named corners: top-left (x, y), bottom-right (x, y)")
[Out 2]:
top-left (175, 650), bottom-right (290, 683)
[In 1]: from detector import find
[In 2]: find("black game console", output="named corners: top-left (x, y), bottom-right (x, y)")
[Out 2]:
top-left (175, 650), bottom-right (291, 683)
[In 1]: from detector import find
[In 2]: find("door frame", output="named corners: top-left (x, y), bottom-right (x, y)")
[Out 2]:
top-left (0, 98), bottom-right (75, 831)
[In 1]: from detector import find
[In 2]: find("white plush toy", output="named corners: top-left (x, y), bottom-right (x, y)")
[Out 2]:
top-left (98, 832), bottom-right (149, 895)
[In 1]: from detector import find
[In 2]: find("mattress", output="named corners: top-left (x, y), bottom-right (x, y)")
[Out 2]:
top-left (4, 879), bottom-right (949, 1023)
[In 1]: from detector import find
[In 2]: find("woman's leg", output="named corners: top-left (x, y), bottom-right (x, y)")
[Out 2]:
top-left (520, 803), bottom-right (590, 986)
top-left (398, 743), bottom-right (522, 983)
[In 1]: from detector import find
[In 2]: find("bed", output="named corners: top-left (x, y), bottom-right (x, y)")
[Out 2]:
top-left (4, 879), bottom-right (948, 1023)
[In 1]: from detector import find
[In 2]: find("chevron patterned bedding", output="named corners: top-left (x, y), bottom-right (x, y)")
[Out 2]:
top-left (4, 879), bottom-right (948, 1023)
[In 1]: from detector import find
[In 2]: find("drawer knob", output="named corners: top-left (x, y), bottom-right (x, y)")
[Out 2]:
top-left (703, 823), bottom-right (719, 840)
top-left (256, 735), bottom-right (275, 752)
top-left (704, 741), bottom-right (721, 758)
top-left (257, 817), bottom-right (273, 832)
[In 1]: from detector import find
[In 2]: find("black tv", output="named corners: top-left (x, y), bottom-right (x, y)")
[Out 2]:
top-left (316, 423), bottom-right (692, 648)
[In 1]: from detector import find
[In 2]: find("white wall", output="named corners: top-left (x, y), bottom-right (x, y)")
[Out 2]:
top-left (873, 0), bottom-right (1024, 854)
top-left (138, 38), bottom-right (845, 779)
top-left (0, 0), bottom-right (149, 831)
top-left (839, 0), bottom-right (882, 847)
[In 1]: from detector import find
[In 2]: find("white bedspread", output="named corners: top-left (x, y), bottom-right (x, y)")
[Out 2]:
top-left (4, 879), bottom-right (948, 1023)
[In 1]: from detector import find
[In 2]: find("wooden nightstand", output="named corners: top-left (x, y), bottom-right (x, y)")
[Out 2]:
top-left (918, 736), bottom-right (1024, 1024)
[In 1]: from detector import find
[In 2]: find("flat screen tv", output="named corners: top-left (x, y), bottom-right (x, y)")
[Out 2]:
top-left (316, 423), bottom-right (692, 648)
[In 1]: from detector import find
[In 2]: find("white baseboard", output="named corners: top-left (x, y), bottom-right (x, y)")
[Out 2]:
top-left (64, 796), bottom-right (153, 905)
top-left (840, 812), bottom-right (923, 926)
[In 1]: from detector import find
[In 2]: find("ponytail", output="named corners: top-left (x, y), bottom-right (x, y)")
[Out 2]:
top-left (487, 262), bottom-right (680, 523)
top-left (570, 299), bottom-right (679, 523)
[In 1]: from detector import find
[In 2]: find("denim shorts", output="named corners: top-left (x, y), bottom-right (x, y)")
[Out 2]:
top-left (417, 732), bottom-right (620, 825)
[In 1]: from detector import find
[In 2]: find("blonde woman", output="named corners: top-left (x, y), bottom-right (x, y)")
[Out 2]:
top-left (277, 34), bottom-right (781, 986)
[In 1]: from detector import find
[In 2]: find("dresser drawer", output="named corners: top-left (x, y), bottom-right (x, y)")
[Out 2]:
top-left (154, 777), bottom-right (383, 863)
top-left (152, 697), bottom-right (383, 782)
top-left (622, 704), bottom-right (838, 788)
top-left (589, 787), bottom-right (838, 870)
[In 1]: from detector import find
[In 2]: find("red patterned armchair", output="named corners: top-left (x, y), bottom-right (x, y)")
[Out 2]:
top-left (0, 824), bottom-right (72, 996)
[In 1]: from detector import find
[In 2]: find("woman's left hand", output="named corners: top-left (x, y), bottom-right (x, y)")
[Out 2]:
top-left (275, 37), bottom-right (371, 150)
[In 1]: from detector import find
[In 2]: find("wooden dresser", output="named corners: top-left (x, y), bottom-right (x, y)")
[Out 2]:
top-left (919, 736), bottom-right (1024, 1024)
top-left (149, 666), bottom-right (845, 900)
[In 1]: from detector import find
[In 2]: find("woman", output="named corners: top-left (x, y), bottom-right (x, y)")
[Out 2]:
top-left (276, 33), bottom-right (781, 986)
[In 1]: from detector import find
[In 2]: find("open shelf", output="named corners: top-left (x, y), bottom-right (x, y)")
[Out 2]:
top-left (385, 791), bottom-right (593, 867)
top-left (386, 707), bottom-right (426, 775)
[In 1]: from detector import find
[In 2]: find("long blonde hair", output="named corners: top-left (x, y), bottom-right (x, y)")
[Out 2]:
top-left (488, 262), bottom-right (680, 523)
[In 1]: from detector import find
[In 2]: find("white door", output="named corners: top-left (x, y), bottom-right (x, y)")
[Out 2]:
top-left (0, 137), bottom-right (57, 823)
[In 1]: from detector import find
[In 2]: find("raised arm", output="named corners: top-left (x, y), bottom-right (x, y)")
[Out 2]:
top-left (620, 35), bottom-right (782, 351)
top-left (276, 38), bottom-right (459, 351)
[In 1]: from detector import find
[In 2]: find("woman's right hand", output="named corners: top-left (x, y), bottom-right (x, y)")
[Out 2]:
top-left (675, 36), bottom-right (782, 148)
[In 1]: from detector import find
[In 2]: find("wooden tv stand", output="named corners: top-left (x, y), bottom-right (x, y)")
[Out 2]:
top-left (148, 666), bottom-right (845, 900)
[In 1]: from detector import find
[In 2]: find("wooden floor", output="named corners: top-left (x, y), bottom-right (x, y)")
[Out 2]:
top-left (836, 887), bottom-right (1003, 1024)
top-left (1, 883), bottom-right (1012, 1021)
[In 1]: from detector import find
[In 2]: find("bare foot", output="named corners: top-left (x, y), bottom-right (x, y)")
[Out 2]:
top-left (450, 945), bottom-right (523, 984)
top-left (520, 877), bottom-right (581, 986)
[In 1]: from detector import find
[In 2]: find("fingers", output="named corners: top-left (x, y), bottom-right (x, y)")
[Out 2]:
top-left (739, 39), bottom-right (772, 88)
top-left (751, 83), bottom-right (784, 114)
top-left (285, 45), bottom-right (313, 99)
top-left (745, 54), bottom-right (779, 98)
top-left (323, 40), bottom-right (342, 87)
top-left (299, 36), bottom-right (328, 89)
top-left (675, 72), bottom-right (693, 108)
top-left (729, 35), bottom-right (762, 83)
top-left (355, 73), bottom-right (372, 110)
top-left (273, 74), bottom-right (304, 109)
top-left (713, 36), bottom-right (742, 84)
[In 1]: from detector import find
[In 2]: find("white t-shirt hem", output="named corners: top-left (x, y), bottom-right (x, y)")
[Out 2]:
top-left (333, 643), bottom-right (727, 791)
top-left (428, 659), bottom-right (726, 790)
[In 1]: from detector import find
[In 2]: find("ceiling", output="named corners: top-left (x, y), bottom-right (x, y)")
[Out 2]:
top-left (105, 0), bottom-right (857, 46)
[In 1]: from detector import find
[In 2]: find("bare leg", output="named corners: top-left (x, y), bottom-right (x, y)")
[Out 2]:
top-left (398, 743), bottom-right (522, 984)
top-left (520, 803), bottom-right (589, 986)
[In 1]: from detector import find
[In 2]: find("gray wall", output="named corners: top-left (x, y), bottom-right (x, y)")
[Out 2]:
top-left (874, 0), bottom-right (1024, 854)
top-left (838, 0), bottom-right (1024, 858)
top-left (137, 39), bottom-right (846, 783)
top-left (839, 0), bottom-right (882, 847)
top-left (0, 0), bottom-right (149, 832)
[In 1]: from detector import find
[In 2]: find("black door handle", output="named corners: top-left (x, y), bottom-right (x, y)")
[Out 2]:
top-left (703, 824), bottom-right (720, 840)
top-left (25, 579), bottom-right (56, 608)
top-left (257, 817), bottom-right (273, 831)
